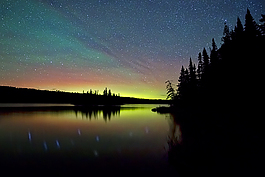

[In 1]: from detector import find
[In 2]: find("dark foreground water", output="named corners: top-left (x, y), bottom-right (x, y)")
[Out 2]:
top-left (0, 104), bottom-right (178, 175)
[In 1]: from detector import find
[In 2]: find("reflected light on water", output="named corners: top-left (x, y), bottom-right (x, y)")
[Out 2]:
top-left (77, 129), bottom-right (81, 135)
top-left (43, 141), bottom-right (48, 151)
top-left (55, 140), bottom-right (60, 149)
top-left (0, 104), bottom-right (177, 174)
top-left (96, 136), bottom-right (100, 142)
top-left (28, 131), bottom-right (32, 142)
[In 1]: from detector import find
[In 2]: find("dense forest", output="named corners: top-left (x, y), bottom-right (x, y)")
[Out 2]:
top-left (166, 9), bottom-right (265, 177)
top-left (167, 9), bottom-right (264, 113)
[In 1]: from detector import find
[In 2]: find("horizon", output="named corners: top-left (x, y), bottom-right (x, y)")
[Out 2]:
top-left (0, 85), bottom-right (166, 100)
top-left (1, 0), bottom-right (264, 99)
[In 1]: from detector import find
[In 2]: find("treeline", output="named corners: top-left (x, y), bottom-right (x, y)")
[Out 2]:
top-left (0, 86), bottom-right (170, 105)
top-left (82, 87), bottom-right (120, 97)
top-left (167, 9), bottom-right (264, 111)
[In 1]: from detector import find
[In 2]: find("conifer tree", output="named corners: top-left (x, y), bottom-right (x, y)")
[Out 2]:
top-left (108, 89), bottom-right (112, 96)
top-left (188, 58), bottom-right (197, 101)
top-left (103, 87), bottom-right (108, 96)
top-left (235, 17), bottom-right (244, 39)
top-left (177, 66), bottom-right (185, 99)
top-left (222, 22), bottom-right (231, 45)
top-left (197, 52), bottom-right (203, 81)
top-left (188, 58), bottom-right (197, 85)
top-left (202, 48), bottom-right (209, 72)
top-left (166, 80), bottom-right (175, 100)
top-left (245, 8), bottom-right (260, 38)
top-left (210, 38), bottom-right (218, 65)
top-left (184, 68), bottom-right (189, 83)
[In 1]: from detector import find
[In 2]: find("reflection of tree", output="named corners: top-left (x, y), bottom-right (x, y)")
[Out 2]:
top-left (166, 110), bottom-right (263, 176)
top-left (74, 106), bottom-right (120, 122)
top-left (166, 114), bottom-right (182, 149)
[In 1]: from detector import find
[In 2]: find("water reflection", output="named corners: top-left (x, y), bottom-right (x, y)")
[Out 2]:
top-left (43, 141), bottom-right (48, 151)
top-left (74, 106), bottom-right (120, 122)
top-left (0, 104), bottom-right (176, 175)
top-left (166, 111), bottom-right (263, 177)
top-left (166, 114), bottom-right (182, 149)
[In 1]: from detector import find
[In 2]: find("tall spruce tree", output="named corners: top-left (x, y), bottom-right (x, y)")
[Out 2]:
top-left (202, 48), bottom-right (209, 72)
top-left (222, 22), bottom-right (231, 45)
top-left (184, 68), bottom-right (189, 83)
top-left (108, 89), bottom-right (112, 96)
top-left (188, 58), bottom-right (197, 101)
top-left (210, 38), bottom-right (218, 65)
top-left (201, 48), bottom-right (210, 97)
top-left (188, 58), bottom-right (197, 85)
top-left (184, 68), bottom-right (189, 97)
top-left (197, 52), bottom-right (203, 81)
top-left (165, 80), bottom-right (175, 100)
top-left (103, 87), bottom-right (108, 96)
top-left (245, 8), bottom-right (260, 39)
top-left (177, 66), bottom-right (185, 99)
top-left (235, 17), bottom-right (244, 40)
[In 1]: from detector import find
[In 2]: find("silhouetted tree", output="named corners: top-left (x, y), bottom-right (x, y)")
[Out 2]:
top-left (234, 17), bottom-right (244, 40)
top-left (202, 48), bottom-right (209, 74)
top-left (103, 87), bottom-right (108, 96)
top-left (188, 58), bottom-right (197, 103)
top-left (197, 52), bottom-right (203, 81)
top-left (108, 89), bottom-right (112, 96)
top-left (188, 58), bottom-right (196, 81)
top-left (184, 68), bottom-right (190, 99)
top-left (221, 22), bottom-right (233, 48)
top-left (177, 66), bottom-right (185, 99)
top-left (188, 58), bottom-right (197, 89)
top-left (210, 38), bottom-right (218, 65)
top-left (184, 69), bottom-right (189, 83)
top-left (166, 80), bottom-right (175, 100)
top-left (245, 8), bottom-right (260, 39)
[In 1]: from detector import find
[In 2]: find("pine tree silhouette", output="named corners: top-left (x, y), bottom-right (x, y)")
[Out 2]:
top-left (108, 89), bottom-right (112, 97)
top-left (166, 80), bottom-right (175, 100)
top-left (202, 48), bottom-right (209, 71)
top-left (234, 17), bottom-right (244, 41)
top-left (222, 22), bottom-right (231, 45)
top-left (197, 52), bottom-right (203, 82)
top-left (177, 66), bottom-right (186, 100)
top-left (210, 38), bottom-right (218, 66)
top-left (245, 8), bottom-right (260, 39)
top-left (103, 87), bottom-right (108, 96)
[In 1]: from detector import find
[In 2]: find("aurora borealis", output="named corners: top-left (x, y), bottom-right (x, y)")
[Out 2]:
top-left (1, 0), bottom-right (264, 99)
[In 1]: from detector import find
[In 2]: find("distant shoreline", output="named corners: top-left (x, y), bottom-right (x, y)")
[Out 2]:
top-left (0, 86), bottom-right (171, 105)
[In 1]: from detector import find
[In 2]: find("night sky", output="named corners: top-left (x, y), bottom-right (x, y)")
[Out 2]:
top-left (1, 0), bottom-right (264, 99)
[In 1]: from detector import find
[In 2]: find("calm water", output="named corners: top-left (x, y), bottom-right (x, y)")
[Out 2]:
top-left (0, 104), bottom-right (178, 175)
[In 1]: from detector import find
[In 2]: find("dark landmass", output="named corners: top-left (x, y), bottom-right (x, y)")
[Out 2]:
top-left (151, 106), bottom-right (174, 113)
top-left (161, 10), bottom-right (265, 177)
top-left (165, 110), bottom-right (264, 177)
top-left (0, 86), bottom-right (171, 105)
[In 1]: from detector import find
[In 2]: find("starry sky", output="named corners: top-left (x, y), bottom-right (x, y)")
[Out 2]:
top-left (1, 0), bottom-right (264, 99)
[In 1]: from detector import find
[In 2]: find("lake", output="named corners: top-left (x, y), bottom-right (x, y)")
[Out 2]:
top-left (0, 104), bottom-right (178, 175)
